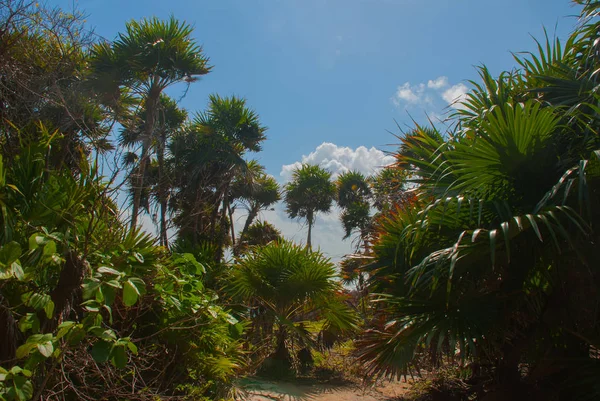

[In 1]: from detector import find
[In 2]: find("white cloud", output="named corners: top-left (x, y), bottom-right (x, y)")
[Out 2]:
top-left (427, 76), bottom-right (448, 89)
top-left (392, 82), bottom-right (427, 106)
top-left (280, 142), bottom-right (394, 182)
top-left (230, 143), bottom-right (395, 262)
top-left (392, 76), bottom-right (470, 113)
top-left (442, 83), bottom-right (469, 109)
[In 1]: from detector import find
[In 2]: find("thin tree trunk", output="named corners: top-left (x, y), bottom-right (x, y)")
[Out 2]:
top-left (131, 85), bottom-right (159, 231)
top-left (240, 205), bottom-right (259, 241)
top-left (157, 132), bottom-right (168, 247)
top-left (130, 143), bottom-right (149, 231)
top-left (228, 204), bottom-right (236, 248)
top-left (215, 187), bottom-right (230, 263)
top-left (234, 205), bottom-right (259, 256)
top-left (306, 212), bottom-right (313, 250)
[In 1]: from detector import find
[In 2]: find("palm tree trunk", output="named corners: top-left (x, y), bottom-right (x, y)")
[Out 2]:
top-left (234, 205), bottom-right (259, 256)
top-left (307, 214), bottom-right (313, 250)
top-left (228, 204), bottom-right (236, 248)
top-left (240, 205), bottom-right (259, 241)
top-left (131, 85), bottom-right (160, 231)
top-left (157, 133), bottom-right (168, 247)
top-left (130, 142), bottom-right (149, 231)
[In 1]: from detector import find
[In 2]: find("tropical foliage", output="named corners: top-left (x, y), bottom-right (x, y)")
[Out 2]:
top-left (355, 2), bottom-right (600, 400)
top-left (231, 241), bottom-right (357, 375)
top-left (3, 0), bottom-right (600, 400)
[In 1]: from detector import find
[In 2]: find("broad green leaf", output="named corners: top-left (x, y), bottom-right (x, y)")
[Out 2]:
top-left (102, 285), bottom-right (116, 306)
top-left (10, 262), bottom-right (24, 280)
top-left (44, 300), bottom-right (54, 319)
top-left (128, 277), bottom-right (146, 295)
top-left (43, 241), bottom-right (56, 257)
top-left (122, 280), bottom-right (139, 306)
top-left (36, 341), bottom-right (53, 358)
top-left (0, 242), bottom-right (21, 264)
top-left (56, 322), bottom-right (76, 339)
top-left (28, 234), bottom-right (46, 250)
top-left (15, 344), bottom-right (36, 359)
top-left (111, 345), bottom-right (127, 368)
top-left (91, 340), bottom-right (112, 363)
top-left (126, 341), bottom-right (138, 354)
top-left (12, 375), bottom-right (33, 401)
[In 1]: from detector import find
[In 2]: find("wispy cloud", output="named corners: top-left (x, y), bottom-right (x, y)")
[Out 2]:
top-left (392, 76), bottom-right (469, 110)
top-left (427, 76), bottom-right (448, 89)
top-left (392, 82), bottom-right (426, 106)
top-left (442, 83), bottom-right (469, 109)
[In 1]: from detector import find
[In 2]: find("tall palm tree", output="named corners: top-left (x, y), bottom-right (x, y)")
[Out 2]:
top-left (284, 164), bottom-right (335, 250)
top-left (93, 16), bottom-right (211, 230)
top-left (120, 95), bottom-right (187, 247)
top-left (154, 96), bottom-right (187, 247)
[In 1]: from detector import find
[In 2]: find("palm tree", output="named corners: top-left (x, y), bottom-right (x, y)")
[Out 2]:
top-left (120, 95), bottom-right (187, 247)
top-left (169, 95), bottom-right (266, 257)
top-left (284, 164), bottom-right (335, 250)
top-left (231, 161), bottom-right (280, 254)
top-left (230, 241), bottom-right (357, 370)
top-left (356, 5), bottom-right (600, 397)
top-left (93, 16), bottom-right (211, 230)
top-left (154, 96), bottom-right (187, 247)
top-left (237, 220), bottom-right (282, 254)
top-left (335, 171), bottom-right (372, 243)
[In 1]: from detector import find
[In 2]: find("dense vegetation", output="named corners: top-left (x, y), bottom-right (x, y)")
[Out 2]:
top-left (0, 0), bottom-right (599, 400)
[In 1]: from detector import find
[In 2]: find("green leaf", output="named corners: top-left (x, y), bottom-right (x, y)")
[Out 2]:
top-left (97, 266), bottom-right (122, 276)
top-left (10, 262), bottom-right (24, 280)
top-left (26, 293), bottom-right (52, 313)
top-left (28, 234), bottom-right (46, 251)
top-left (36, 341), bottom-right (53, 358)
top-left (111, 345), bottom-right (127, 369)
top-left (228, 323), bottom-right (244, 339)
top-left (91, 340), bottom-right (112, 363)
top-left (66, 326), bottom-right (86, 345)
top-left (132, 252), bottom-right (144, 263)
top-left (128, 277), bottom-right (146, 295)
top-left (102, 285), bottom-right (116, 306)
top-left (126, 341), bottom-right (138, 354)
top-left (44, 300), bottom-right (54, 319)
top-left (15, 344), bottom-right (36, 359)
top-left (0, 242), bottom-right (21, 264)
top-left (122, 280), bottom-right (139, 306)
top-left (18, 313), bottom-right (40, 334)
top-left (82, 279), bottom-right (101, 300)
top-left (12, 375), bottom-right (33, 401)
top-left (56, 322), bottom-right (76, 339)
top-left (43, 240), bottom-right (56, 257)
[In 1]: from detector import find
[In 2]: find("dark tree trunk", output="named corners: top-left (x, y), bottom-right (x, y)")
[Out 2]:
top-left (44, 251), bottom-right (88, 333)
top-left (306, 211), bottom-right (314, 250)
top-left (0, 297), bottom-right (19, 364)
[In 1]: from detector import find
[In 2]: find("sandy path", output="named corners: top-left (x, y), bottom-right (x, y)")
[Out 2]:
top-left (241, 377), bottom-right (413, 401)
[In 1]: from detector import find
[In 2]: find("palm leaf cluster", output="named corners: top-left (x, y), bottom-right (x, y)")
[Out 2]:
top-left (231, 241), bottom-right (357, 372)
top-left (358, 2), bottom-right (600, 398)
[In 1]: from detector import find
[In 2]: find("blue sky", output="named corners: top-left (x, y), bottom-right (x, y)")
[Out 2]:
top-left (55, 0), bottom-right (579, 259)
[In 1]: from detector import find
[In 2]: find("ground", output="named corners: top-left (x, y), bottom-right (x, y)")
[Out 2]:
top-left (240, 377), bottom-right (415, 401)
